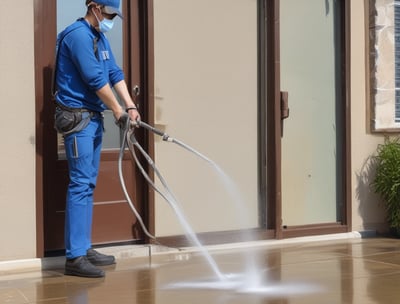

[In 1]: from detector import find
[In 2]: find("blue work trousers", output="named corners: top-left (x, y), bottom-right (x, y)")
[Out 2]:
top-left (64, 116), bottom-right (103, 259)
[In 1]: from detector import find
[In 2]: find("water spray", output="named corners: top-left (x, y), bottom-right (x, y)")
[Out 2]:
top-left (118, 117), bottom-right (227, 281)
top-left (136, 121), bottom-right (215, 164)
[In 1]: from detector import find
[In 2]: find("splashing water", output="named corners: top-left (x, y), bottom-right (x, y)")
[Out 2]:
top-left (164, 272), bottom-right (325, 296)
top-left (162, 191), bottom-right (227, 281)
top-left (135, 124), bottom-right (322, 296)
top-left (167, 137), bottom-right (264, 286)
top-left (167, 139), bottom-right (256, 279)
top-left (207, 161), bottom-right (265, 288)
top-left (156, 136), bottom-right (324, 296)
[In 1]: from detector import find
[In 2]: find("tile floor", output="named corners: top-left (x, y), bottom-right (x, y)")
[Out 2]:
top-left (1, 237), bottom-right (400, 303)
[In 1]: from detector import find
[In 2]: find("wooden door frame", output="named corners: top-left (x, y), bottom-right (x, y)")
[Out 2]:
top-left (136, 0), bottom-right (156, 241)
top-left (263, 0), bottom-right (282, 239)
top-left (34, 0), bottom-right (155, 257)
top-left (266, 0), bottom-right (352, 239)
top-left (34, 0), bottom-right (56, 258)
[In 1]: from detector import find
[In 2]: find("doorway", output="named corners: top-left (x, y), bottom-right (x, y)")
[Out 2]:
top-left (280, 0), bottom-right (344, 227)
top-left (264, 0), bottom-right (351, 238)
top-left (35, 0), bottom-right (154, 254)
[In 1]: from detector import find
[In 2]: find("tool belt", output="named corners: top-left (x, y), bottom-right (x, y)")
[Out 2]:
top-left (54, 103), bottom-right (102, 136)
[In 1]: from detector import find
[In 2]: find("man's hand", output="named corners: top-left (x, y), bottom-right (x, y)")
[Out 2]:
top-left (113, 107), bottom-right (125, 122)
top-left (115, 112), bottom-right (130, 129)
top-left (113, 81), bottom-right (141, 124)
top-left (115, 107), bottom-right (141, 129)
top-left (126, 107), bottom-right (141, 123)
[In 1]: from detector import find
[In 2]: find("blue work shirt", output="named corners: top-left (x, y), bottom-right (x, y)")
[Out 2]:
top-left (55, 18), bottom-right (124, 112)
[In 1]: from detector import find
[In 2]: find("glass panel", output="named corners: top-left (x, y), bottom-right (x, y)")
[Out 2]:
top-left (280, 0), bottom-right (343, 226)
top-left (153, 0), bottom-right (259, 235)
top-left (56, 1), bottom-right (124, 157)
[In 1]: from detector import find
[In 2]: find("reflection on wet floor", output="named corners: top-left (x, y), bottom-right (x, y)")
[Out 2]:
top-left (2, 237), bottom-right (400, 303)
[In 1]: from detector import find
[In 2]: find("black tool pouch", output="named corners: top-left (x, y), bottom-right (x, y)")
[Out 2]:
top-left (54, 106), bottom-right (91, 136)
top-left (54, 106), bottom-right (82, 133)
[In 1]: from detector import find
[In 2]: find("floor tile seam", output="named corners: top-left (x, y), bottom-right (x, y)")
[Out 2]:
top-left (341, 271), bottom-right (400, 282)
top-left (16, 288), bottom-right (29, 303)
top-left (0, 287), bottom-right (30, 303)
top-left (270, 256), bottom-right (352, 267)
top-left (361, 258), bottom-right (400, 270)
top-left (169, 232), bottom-right (362, 253)
top-left (28, 295), bottom-right (67, 303)
top-left (352, 267), bottom-right (400, 279)
top-left (354, 250), bottom-right (400, 258)
top-left (347, 257), bottom-right (400, 278)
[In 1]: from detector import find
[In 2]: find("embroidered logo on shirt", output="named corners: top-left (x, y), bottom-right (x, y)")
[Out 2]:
top-left (101, 51), bottom-right (110, 60)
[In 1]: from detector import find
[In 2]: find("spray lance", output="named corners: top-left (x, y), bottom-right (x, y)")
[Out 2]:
top-left (137, 120), bottom-right (215, 163)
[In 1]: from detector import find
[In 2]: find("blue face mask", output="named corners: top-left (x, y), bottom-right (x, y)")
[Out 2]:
top-left (99, 18), bottom-right (114, 33)
top-left (93, 7), bottom-right (114, 33)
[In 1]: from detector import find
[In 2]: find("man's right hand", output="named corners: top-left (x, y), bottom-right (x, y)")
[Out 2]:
top-left (113, 108), bottom-right (125, 121)
top-left (115, 112), bottom-right (130, 129)
top-left (126, 107), bottom-right (141, 123)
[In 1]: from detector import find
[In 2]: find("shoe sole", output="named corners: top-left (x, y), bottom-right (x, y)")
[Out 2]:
top-left (65, 269), bottom-right (105, 278)
top-left (88, 259), bottom-right (116, 266)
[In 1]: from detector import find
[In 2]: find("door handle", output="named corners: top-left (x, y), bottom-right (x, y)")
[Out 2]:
top-left (280, 91), bottom-right (289, 137)
top-left (280, 91), bottom-right (289, 120)
top-left (133, 85), bottom-right (140, 97)
top-left (132, 85), bottom-right (140, 108)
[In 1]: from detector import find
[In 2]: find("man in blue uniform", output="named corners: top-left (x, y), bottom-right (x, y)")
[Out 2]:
top-left (54, 0), bottom-right (140, 278)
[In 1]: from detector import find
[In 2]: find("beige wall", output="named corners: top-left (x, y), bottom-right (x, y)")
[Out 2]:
top-left (0, 1), bottom-right (36, 261)
top-left (351, 0), bottom-right (387, 233)
top-left (153, 0), bottom-right (259, 236)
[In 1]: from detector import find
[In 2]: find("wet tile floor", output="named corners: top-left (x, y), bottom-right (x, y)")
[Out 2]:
top-left (2, 237), bottom-right (400, 303)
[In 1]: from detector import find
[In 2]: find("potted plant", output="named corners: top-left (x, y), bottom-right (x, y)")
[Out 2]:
top-left (371, 137), bottom-right (400, 236)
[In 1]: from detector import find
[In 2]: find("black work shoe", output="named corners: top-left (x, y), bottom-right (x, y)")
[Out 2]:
top-left (87, 248), bottom-right (116, 266)
top-left (65, 256), bottom-right (105, 278)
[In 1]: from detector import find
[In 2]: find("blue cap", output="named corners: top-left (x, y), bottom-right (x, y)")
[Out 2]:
top-left (88, 0), bottom-right (123, 18)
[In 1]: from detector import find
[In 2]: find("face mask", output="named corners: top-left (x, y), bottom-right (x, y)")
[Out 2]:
top-left (93, 7), bottom-right (114, 33)
top-left (99, 18), bottom-right (114, 33)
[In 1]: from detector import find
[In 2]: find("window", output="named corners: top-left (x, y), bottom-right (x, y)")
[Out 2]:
top-left (369, 0), bottom-right (400, 131)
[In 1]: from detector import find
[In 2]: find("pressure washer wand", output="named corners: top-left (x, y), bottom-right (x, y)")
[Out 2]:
top-left (136, 120), bottom-right (215, 164)
top-left (136, 121), bottom-right (170, 140)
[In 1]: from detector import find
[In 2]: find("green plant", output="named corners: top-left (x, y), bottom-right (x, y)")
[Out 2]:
top-left (371, 137), bottom-right (400, 231)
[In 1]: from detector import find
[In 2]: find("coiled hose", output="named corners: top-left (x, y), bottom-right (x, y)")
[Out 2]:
top-left (118, 119), bottom-right (229, 280)
top-left (118, 119), bottom-right (195, 244)
top-left (118, 118), bottom-right (156, 240)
